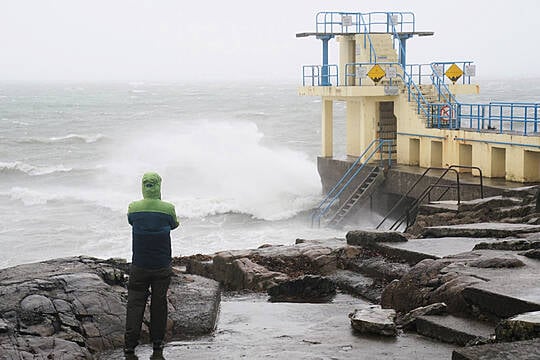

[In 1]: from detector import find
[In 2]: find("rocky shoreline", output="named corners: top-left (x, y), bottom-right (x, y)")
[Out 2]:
top-left (0, 186), bottom-right (539, 359)
top-left (0, 257), bottom-right (220, 359)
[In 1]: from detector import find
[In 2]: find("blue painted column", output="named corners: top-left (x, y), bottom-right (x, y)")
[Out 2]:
top-left (398, 34), bottom-right (412, 69)
top-left (317, 35), bottom-right (334, 86)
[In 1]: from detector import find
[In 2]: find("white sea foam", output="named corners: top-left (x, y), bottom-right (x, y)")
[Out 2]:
top-left (16, 133), bottom-right (107, 144)
top-left (47, 134), bottom-right (106, 143)
top-left (102, 120), bottom-right (322, 221)
top-left (0, 161), bottom-right (72, 176)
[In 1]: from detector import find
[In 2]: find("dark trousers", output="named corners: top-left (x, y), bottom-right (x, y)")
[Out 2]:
top-left (124, 265), bottom-right (172, 349)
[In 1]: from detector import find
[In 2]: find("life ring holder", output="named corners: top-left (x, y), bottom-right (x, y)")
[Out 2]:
top-left (439, 105), bottom-right (452, 125)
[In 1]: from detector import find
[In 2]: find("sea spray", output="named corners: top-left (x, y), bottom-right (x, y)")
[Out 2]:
top-left (104, 119), bottom-right (322, 220)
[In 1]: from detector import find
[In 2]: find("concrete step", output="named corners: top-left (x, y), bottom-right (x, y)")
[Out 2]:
top-left (422, 223), bottom-right (540, 238)
top-left (415, 315), bottom-right (495, 346)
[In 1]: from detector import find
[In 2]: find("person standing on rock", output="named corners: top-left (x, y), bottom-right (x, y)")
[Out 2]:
top-left (124, 172), bottom-right (179, 357)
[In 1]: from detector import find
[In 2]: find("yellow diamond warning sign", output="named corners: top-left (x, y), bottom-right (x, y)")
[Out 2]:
top-left (368, 64), bottom-right (385, 84)
top-left (445, 64), bottom-right (463, 83)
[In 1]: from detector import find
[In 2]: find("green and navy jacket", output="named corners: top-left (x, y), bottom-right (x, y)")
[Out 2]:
top-left (128, 172), bottom-right (179, 269)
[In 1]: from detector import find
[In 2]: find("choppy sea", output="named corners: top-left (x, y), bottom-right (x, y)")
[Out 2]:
top-left (1, 79), bottom-right (539, 269)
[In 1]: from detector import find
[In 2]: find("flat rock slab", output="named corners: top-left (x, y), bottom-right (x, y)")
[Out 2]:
top-left (422, 223), bottom-right (540, 238)
top-left (182, 238), bottom-right (365, 291)
top-left (415, 315), bottom-right (495, 346)
top-left (458, 196), bottom-right (523, 212)
top-left (460, 251), bottom-right (540, 318)
top-left (267, 275), bottom-right (336, 303)
top-left (0, 256), bottom-right (220, 358)
top-left (328, 270), bottom-right (381, 303)
top-left (99, 294), bottom-right (455, 360)
top-left (349, 306), bottom-right (397, 336)
top-left (347, 230), bottom-right (408, 247)
top-left (495, 310), bottom-right (540, 341)
top-left (452, 338), bottom-right (540, 360)
top-left (386, 237), bottom-right (501, 259)
top-left (399, 303), bottom-right (447, 329)
top-left (382, 250), bottom-right (540, 318)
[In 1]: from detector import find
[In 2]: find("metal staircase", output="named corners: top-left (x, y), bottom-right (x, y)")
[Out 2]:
top-left (311, 139), bottom-right (393, 227)
top-left (326, 166), bottom-right (384, 227)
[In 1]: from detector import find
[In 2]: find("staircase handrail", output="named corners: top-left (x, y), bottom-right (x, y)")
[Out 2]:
top-left (396, 71), bottom-right (431, 119)
top-left (311, 139), bottom-right (392, 227)
top-left (376, 165), bottom-right (484, 231)
top-left (429, 63), bottom-right (458, 104)
top-left (389, 167), bottom-right (460, 231)
top-left (376, 166), bottom-right (438, 229)
top-left (401, 165), bottom-right (485, 230)
top-left (386, 16), bottom-right (438, 122)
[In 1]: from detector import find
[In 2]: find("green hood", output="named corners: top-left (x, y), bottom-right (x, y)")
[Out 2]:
top-left (141, 172), bottom-right (162, 199)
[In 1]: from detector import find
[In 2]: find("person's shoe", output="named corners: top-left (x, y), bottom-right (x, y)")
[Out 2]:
top-left (123, 348), bottom-right (138, 359)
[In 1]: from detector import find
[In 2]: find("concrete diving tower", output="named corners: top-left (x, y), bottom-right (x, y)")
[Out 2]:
top-left (298, 11), bottom-right (540, 184)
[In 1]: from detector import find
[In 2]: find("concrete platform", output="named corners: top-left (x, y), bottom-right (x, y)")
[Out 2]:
top-left (98, 294), bottom-right (455, 359)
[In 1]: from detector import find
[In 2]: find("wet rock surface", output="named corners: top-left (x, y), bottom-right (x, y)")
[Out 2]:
top-left (0, 256), bottom-right (220, 358)
top-left (452, 338), bottom-right (540, 360)
top-left (346, 230), bottom-right (408, 246)
top-left (328, 270), bottom-right (383, 303)
top-left (178, 237), bottom-right (407, 300)
top-left (519, 248), bottom-right (540, 259)
top-left (473, 239), bottom-right (540, 251)
top-left (99, 294), bottom-right (455, 360)
top-left (422, 222), bottom-right (540, 239)
top-left (349, 305), bottom-right (397, 336)
top-left (407, 186), bottom-right (540, 236)
top-left (415, 314), bottom-right (495, 346)
top-left (495, 310), bottom-right (540, 342)
top-left (398, 302), bottom-right (448, 330)
top-left (267, 275), bottom-right (336, 303)
top-left (381, 250), bottom-right (540, 319)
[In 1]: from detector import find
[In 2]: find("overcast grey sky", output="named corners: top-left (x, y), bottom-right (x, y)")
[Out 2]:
top-left (0, 0), bottom-right (537, 82)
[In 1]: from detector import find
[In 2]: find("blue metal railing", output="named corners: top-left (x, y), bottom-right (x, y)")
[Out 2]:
top-left (311, 139), bottom-right (393, 227)
top-left (302, 64), bottom-right (339, 86)
top-left (458, 102), bottom-right (540, 135)
top-left (315, 12), bottom-right (379, 62)
top-left (315, 11), bottom-right (415, 34)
